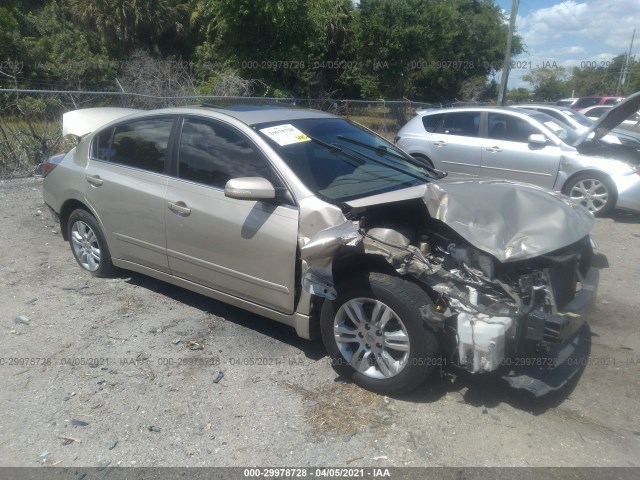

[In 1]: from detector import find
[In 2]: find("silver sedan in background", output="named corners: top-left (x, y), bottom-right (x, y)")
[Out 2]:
top-left (395, 93), bottom-right (640, 215)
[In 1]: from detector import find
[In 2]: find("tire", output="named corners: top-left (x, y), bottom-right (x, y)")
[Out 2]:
top-left (320, 272), bottom-right (440, 395)
top-left (67, 209), bottom-right (116, 278)
top-left (562, 173), bottom-right (617, 216)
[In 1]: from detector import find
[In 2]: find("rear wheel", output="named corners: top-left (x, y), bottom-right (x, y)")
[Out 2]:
top-left (321, 272), bottom-right (440, 395)
top-left (563, 173), bottom-right (616, 216)
top-left (67, 209), bottom-right (115, 277)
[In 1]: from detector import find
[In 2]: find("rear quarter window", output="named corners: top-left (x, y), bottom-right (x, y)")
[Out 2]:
top-left (421, 113), bottom-right (444, 133)
top-left (91, 117), bottom-right (174, 174)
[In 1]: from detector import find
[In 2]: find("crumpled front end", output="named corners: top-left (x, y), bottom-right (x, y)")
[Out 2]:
top-left (300, 180), bottom-right (602, 396)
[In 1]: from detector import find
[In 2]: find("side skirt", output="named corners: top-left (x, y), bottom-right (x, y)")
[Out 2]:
top-left (112, 258), bottom-right (314, 340)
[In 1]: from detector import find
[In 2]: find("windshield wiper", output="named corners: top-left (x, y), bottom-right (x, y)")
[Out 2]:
top-left (337, 135), bottom-right (448, 179)
top-left (305, 134), bottom-right (365, 168)
top-left (305, 132), bottom-right (430, 184)
top-left (336, 141), bottom-right (433, 184)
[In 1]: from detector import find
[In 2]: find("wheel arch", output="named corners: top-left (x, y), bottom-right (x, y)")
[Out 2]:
top-left (331, 252), bottom-right (441, 314)
top-left (59, 199), bottom-right (98, 241)
top-left (561, 169), bottom-right (618, 197)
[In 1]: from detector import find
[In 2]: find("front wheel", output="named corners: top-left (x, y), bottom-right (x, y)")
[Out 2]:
top-left (563, 173), bottom-right (616, 216)
top-left (320, 272), bottom-right (440, 395)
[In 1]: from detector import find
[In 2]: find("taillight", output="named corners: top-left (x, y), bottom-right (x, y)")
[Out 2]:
top-left (42, 153), bottom-right (65, 177)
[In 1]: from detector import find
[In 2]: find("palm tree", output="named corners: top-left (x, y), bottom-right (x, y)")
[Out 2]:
top-left (64, 0), bottom-right (180, 48)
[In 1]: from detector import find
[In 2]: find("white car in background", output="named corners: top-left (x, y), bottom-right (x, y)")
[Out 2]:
top-left (513, 105), bottom-right (640, 149)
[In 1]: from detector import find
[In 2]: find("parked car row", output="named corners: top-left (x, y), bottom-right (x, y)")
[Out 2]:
top-left (395, 93), bottom-right (640, 216)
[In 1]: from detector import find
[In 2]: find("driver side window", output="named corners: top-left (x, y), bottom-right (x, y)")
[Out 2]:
top-left (177, 117), bottom-right (279, 189)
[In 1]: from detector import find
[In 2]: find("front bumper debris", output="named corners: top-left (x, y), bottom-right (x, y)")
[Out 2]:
top-left (501, 265), bottom-right (599, 397)
top-left (502, 324), bottom-right (591, 397)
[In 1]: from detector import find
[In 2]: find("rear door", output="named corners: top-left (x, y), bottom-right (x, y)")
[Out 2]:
top-left (428, 111), bottom-right (482, 176)
top-left (85, 116), bottom-right (175, 272)
top-left (164, 116), bottom-right (299, 313)
top-left (480, 112), bottom-right (560, 188)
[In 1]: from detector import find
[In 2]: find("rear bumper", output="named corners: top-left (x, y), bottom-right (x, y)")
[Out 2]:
top-left (45, 203), bottom-right (60, 223)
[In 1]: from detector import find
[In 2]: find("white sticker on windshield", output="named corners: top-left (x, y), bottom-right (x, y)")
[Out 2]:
top-left (259, 124), bottom-right (311, 146)
top-left (543, 121), bottom-right (562, 132)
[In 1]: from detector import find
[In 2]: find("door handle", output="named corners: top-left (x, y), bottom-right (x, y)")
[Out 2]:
top-left (432, 140), bottom-right (447, 147)
top-left (486, 146), bottom-right (502, 153)
top-left (86, 175), bottom-right (103, 186)
top-left (167, 201), bottom-right (191, 216)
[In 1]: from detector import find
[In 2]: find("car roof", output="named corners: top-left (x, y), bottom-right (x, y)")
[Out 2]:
top-left (188, 104), bottom-right (336, 125)
top-left (514, 104), bottom-right (574, 113)
top-left (420, 106), bottom-right (541, 118)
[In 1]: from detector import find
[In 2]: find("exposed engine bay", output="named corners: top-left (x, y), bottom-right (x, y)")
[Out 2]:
top-left (300, 180), bottom-right (602, 395)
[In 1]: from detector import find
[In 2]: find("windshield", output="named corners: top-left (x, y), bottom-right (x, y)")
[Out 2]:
top-left (253, 118), bottom-right (433, 202)
top-left (564, 109), bottom-right (593, 128)
top-left (531, 113), bottom-right (581, 144)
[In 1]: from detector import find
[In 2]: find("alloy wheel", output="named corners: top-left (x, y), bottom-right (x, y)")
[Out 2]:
top-left (333, 297), bottom-right (410, 379)
top-left (568, 178), bottom-right (609, 213)
top-left (70, 220), bottom-right (101, 271)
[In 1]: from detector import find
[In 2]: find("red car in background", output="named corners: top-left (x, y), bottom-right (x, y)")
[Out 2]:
top-left (573, 96), bottom-right (623, 111)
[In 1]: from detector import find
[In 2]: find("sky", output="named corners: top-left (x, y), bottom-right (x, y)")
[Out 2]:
top-left (493, 0), bottom-right (640, 91)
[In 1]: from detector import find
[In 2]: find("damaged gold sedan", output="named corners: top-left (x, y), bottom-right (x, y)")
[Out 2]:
top-left (43, 105), bottom-right (605, 396)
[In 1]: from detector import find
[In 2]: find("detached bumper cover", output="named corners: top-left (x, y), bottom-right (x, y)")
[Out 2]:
top-left (502, 325), bottom-right (591, 397)
top-left (502, 266), bottom-right (599, 397)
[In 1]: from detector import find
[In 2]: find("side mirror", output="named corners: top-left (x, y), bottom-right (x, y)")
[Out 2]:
top-left (224, 177), bottom-right (276, 201)
top-left (528, 133), bottom-right (548, 146)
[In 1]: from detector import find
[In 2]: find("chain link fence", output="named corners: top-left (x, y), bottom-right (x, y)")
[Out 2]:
top-left (0, 88), bottom-right (439, 179)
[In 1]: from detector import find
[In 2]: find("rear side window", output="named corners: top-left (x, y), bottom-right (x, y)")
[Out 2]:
top-left (177, 117), bottom-right (274, 189)
top-left (439, 112), bottom-right (480, 137)
top-left (92, 118), bottom-right (174, 174)
top-left (421, 113), bottom-right (444, 133)
top-left (93, 128), bottom-right (114, 161)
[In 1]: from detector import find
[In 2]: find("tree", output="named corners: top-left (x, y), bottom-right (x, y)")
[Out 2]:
top-left (568, 55), bottom-right (626, 96)
top-left (16, 3), bottom-right (115, 93)
top-left (507, 87), bottom-right (533, 103)
top-left (63, 0), bottom-right (184, 54)
top-left (195, 0), bottom-right (354, 97)
top-left (350, 0), bottom-right (523, 101)
top-left (523, 67), bottom-right (570, 101)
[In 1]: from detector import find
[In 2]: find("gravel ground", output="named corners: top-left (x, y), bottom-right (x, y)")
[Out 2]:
top-left (0, 177), bottom-right (639, 468)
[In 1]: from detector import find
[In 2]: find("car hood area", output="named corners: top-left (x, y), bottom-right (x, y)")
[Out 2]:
top-left (574, 91), bottom-right (640, 147)
top-left (300, 177), bottom-right (594, 298)
top-left (406, 178), bottom-right (593, 262)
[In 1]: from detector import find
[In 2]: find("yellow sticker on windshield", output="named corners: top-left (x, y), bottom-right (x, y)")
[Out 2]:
top-left (259, 124), bottom-right (311, 146)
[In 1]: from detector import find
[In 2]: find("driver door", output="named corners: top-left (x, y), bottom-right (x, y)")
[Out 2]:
top-left (165, 116), bottom-right (299, 313)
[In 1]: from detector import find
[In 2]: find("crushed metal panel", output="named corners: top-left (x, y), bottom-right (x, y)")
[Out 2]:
top-left (63, 107), bottom-right (141, 137)
top-left (300, 221), bottom-right (361, 299)
top-left (423, 179), bottom-right (594, 262)
top-left (298, 196), bottom-right (352, 300)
